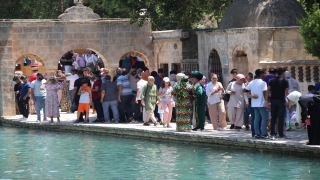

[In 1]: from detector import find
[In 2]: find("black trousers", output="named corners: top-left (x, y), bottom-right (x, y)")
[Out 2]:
top-left (133, 100), bottom-right (142, 121)
top-left (172, 107), bottom-right (176, 121)
top-left (270, 99), bottom-right (286, 137)
top-left (19, 97), bottom-right (30, 118)
top-left (118, 95), bottom-right (133, 122)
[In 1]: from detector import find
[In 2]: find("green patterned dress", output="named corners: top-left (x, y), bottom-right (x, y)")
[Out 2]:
top-left (60, 81), bottom-right (70, 112)
top-left (173, 79), bottom-right (193, 131)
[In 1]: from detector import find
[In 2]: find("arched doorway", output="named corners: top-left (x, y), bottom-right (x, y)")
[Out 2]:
top-left (119, 51), bottom-right (149, 71)
top-left (15, 54), bottom-right (46, 76)
top-left (233, 50), bottom-right (249, 75)
top-left (208, 49), bottom-right (223, 82)
top-left (59, 48), bottom-right (108, 73)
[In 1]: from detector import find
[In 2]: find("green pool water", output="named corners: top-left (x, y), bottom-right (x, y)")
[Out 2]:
top-left (0, 126), bottom-right (319, 180)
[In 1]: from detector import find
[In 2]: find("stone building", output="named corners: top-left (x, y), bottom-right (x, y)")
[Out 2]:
top-left (196, 0), bottom-right (319, 92)
top-left (1, 0), bottom-right (319, 116)
top-left (0, 2), bottom-right (197, 116)
top-left (0, 3), bottom-right (157, 116)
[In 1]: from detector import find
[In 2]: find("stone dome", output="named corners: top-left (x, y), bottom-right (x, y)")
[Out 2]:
top-left (58, 3), bottom-right (100, 21)
top-left (219, 0), bottom-right (307, 29)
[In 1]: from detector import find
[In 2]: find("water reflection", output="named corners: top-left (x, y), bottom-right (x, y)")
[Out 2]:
top-left (0, 127), bottom-right (319, 179)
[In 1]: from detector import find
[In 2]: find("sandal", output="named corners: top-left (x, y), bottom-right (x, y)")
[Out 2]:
top-left (154, 122), bottom-right (159, 126)
top-left (167, 125), bottom-right (172, 128)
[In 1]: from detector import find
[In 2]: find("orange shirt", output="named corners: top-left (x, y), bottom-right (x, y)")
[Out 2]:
top-left (80, 86), bottom-right (91, 93)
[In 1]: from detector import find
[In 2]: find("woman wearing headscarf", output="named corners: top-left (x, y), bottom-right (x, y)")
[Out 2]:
top-left (45, 77), bottom-right (62, 123)
top-left (141, 76), bottom-right (159, 126)
top-left (60, 74), bottom-right (70, 112)
top-left (173, 74), bottom-right (193, 131)
top-left (226, 74), bottom-right (248, 130)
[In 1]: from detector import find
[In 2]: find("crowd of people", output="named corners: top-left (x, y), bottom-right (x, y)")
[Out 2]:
top-left (13, 52), bottom-right (320, 143)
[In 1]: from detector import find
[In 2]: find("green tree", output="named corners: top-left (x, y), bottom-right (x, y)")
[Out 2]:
top-left (0, 0), bottom-right (234, 30)
top-left (299, 4), bottom-right (320, 58)
top-left (297, 0), bottom-right (320, 13)
top-left (116, 0), bottom-right (233, 30)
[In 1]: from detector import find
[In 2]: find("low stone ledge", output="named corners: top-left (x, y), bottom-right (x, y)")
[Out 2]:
top-left (1, 118), bottom-right (319, 157)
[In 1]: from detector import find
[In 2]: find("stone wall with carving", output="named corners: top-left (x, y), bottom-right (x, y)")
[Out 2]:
top-left (0, 19), bottom-right (154, 116)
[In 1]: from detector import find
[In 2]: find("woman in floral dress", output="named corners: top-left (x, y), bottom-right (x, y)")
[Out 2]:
top-left (45, 77), bottom-right (62, 123)
top-left (60, 80), bottom-right (70, 112)
top-left (172, 74), bottom-right (193, 131)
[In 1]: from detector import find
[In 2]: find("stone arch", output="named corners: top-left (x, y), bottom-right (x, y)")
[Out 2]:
top-left (14, 54), bottom-right (46, 76)
top-left (119, 51), bottom-right (149, 67)
top-left (231, 45), bottom-right (249, 75)
top-left (208, 48), bottom-right (223, 83)
top-left (57, 44), bottom-right (109, 69)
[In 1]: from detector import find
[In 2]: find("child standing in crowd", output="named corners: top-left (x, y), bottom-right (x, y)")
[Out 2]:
top-left (75, 79), bottom-right (92, 123)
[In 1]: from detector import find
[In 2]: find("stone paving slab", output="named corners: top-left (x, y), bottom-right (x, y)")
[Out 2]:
top-left (1, 111), bottom-right (320, 157)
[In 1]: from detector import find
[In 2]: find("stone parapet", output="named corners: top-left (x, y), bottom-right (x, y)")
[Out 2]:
top-left (1, 118), bottom-right (319, 157)
top-left (152, 30), bottom-right (182, 41)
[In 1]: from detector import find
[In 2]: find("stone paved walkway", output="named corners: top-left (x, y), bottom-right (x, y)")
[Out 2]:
top-left (1, 111), bottom-right (320, 157)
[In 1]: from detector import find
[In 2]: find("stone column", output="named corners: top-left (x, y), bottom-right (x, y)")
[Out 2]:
top-left (0, 23), bottom-right (16, 116)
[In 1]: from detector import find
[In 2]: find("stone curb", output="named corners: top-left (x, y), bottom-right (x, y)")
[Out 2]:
top-left (1, 118), bottom-right (319, 157)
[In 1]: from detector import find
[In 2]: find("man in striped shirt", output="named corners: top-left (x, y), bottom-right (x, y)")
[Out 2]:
top-left (117, 70), bottom-right (134, 123)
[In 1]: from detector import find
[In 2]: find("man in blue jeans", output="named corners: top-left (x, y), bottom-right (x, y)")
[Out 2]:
top-left (266, 68), bottom-right (290, 140)
top-left (30, 73), bottom-right (47, 122)
top-left (245, 69), bottom-right (268, 138)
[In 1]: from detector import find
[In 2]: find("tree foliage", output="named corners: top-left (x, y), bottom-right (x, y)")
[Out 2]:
top-left (297, 0), bottom-right (320, 13)
top-left (115, 0), bottom-right (233, 30)
top-left (299, 4), bottom-right (320, 58)
top-left (0, 0), bottom-right (318, 30)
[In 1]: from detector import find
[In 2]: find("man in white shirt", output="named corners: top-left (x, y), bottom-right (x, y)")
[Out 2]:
top-left (30, 73), bottom-right (47, 122)
top-left (245, 69), bottom-right (268, 138)
top-left (66, 69), bottom-right (79, 106)
top-left (133, 72), bottom-right (149, 123)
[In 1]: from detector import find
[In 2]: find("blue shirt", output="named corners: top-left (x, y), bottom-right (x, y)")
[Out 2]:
top-left (315, 82), bottom-right (320, 92)
top-left (20, 82), bottom-right (31, 98)
top-left (116, 75), bottom-right (132, 96)
top-left (155, 76), bottom-right (163, 90)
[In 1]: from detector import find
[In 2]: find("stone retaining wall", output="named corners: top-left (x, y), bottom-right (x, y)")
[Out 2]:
top-left (1, 118), bottom-right (319, 157)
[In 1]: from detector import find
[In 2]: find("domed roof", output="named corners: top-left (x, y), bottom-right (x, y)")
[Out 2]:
top-left (58, 3), bottom-right (100, 21)
top-left (219, 0), bottom-right (307, 29)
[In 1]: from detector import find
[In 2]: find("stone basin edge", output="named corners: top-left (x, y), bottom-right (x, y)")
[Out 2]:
top-left (0, 118), bottom-right (319, 157)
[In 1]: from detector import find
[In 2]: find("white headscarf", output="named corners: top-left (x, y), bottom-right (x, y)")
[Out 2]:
top-left (287, 91), bottom-right (302, 124)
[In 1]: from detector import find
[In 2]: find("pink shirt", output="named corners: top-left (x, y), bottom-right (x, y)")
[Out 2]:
top-left (77, 57), bottom-right (86, 68)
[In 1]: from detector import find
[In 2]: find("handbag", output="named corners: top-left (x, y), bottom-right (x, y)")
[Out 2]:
top-left (223, 94), bottom-right (230, 102)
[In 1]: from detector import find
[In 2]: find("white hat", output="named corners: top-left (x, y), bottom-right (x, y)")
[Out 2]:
top-left (163, 77), bottom-right (170, 82)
